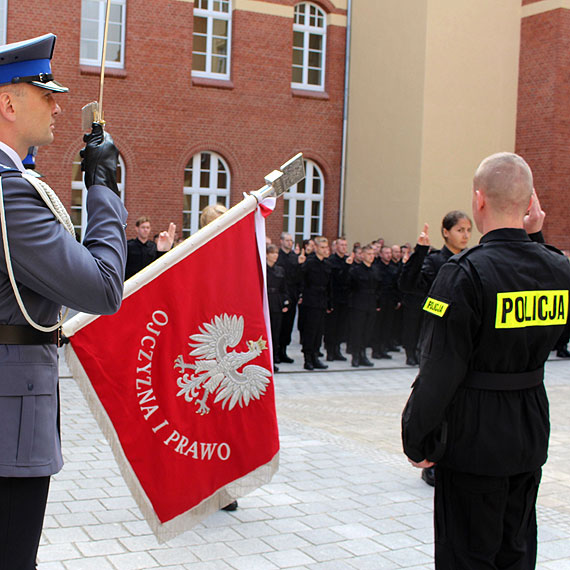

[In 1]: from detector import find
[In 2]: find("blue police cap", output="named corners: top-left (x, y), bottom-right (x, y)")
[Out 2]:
top-left (0, 33), bottom-right (68, 93)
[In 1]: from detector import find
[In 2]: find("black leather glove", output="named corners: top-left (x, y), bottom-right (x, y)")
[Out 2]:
top-left (80, 123), bottom-right (120, 196)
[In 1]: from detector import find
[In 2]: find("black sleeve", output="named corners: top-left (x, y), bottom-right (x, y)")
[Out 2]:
top-left (399, 245), bottom-right (430, 294)
top-left (401, 261), bottom-right (480, 462)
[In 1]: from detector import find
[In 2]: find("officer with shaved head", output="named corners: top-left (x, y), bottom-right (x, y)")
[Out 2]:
top-left (402, 152), bottom-right (570, 569)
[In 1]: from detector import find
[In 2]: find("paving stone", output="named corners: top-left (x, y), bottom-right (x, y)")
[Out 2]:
top-left (38, 352), bottom-right (570, 569)
top-left (264, 549), bottom-right (316, 568)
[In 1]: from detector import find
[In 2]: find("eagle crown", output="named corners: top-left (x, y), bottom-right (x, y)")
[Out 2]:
top-left (246, 336), bottom-right (267, 354)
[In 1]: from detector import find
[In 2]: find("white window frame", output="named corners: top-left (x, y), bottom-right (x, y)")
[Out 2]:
top-left (0, 0), bottom-right (7, 45)
top-left (80, 0), bottom-right (126, 68)
top-left (192, 0), bottom-right (232, 80)
top-left (291, 2), bottom-right (327, 92)
top-left (72, 154), bottom-right (125, 241)
top-left (183, 151), bottom-right (230, 237)
top-left (283, 159), bottom-right (324, 244)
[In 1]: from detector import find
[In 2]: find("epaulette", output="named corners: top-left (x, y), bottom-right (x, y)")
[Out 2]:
top-left (0, 163), bottom-right (22, 176)
top-left (450, 244), bottom-right (483, 262)
top-left (543, 243), bottom-right (565, 256)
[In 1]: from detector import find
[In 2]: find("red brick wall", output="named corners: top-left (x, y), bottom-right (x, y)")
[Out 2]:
top-left (516, 7), bottom-right (570, 250)
top-left (5, 0), bottom-right (346, 244)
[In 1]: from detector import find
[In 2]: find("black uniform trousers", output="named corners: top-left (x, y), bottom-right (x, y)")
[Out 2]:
top-left (402, 299), bottom-right (423, 356)
top-left (324, 302), bottom-right (348, 353)
top-left (0, 476), bottom-right (50, 570)
top-left (349, 308), bottom-right (375, 357)
top-left (279, 302), bottom-right (297, 353)
top-left (300, 306), bottom-right (326, 357)
top-left (269, 311), bottom-right (283, 361)
top-left (434, 466), bottom-right (540, 570)
top-left (374, 300), bottom-right (396, 352)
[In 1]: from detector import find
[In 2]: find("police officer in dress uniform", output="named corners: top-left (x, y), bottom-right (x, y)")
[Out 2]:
top-left (402, 152), bottom-right (570, 569)
top-left (0, 35), bottom-right (127, 569)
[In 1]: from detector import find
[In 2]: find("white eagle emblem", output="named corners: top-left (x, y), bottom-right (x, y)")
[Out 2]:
top-left (174, 314), bottom-right (271, 415)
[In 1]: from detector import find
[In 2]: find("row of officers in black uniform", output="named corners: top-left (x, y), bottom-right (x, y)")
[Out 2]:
top-left (267, 232), bottom-right (430, 371)
top-left (267, 220), bottom-right (570, 372)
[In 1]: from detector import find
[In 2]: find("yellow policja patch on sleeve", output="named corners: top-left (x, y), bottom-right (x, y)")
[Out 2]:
top-left (423, 297), bottom-right (449, 317)
top-left (496, 290), bottom-right (568, 328)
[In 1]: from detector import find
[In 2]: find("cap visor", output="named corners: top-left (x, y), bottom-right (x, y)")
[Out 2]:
top-left (30, 79), bottom-right (69, 93)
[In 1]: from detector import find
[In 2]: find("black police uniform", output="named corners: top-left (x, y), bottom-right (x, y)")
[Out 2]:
top-left (399, 245), bottom-right (456, 366)
top-left (324, 252), bottom-right (350, 360)
top-left (299, 254), bottom-right (332, 367)
top-left (276, 248), bottom-right (299, 361)
top-left (399, 244), bottom-right (455, 295)
top-left (402, 228), bottom-right (570, 569)
top-left (125, 238), bottom-right (165, 280)
top-left (267, 263), bottom-right (289, 363)
top-left (348, 262), bottom-right (380, 366)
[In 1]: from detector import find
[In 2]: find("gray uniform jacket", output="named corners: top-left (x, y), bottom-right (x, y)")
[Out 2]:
top-left (0, 149), bottom-right (127, 477)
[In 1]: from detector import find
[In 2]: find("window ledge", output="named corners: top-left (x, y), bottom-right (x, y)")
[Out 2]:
top-left (191, 76), bottom-right (234, 90)
top-left (80, 65), bottom-right (127, 78)
top-left (291, 88), bottom-right (329, 100)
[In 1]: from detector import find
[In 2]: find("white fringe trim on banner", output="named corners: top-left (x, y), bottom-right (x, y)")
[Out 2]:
top-left (65, 343), bottom-right (280, 543)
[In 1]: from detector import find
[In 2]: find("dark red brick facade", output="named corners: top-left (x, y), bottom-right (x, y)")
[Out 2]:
top-left (516, 5), bottom-right (570, 250)
top-left (5, 0), bottom-right (346, 243)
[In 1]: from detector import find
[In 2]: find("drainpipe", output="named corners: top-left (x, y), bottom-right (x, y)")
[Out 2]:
top-left (338, 0), bottom-right (352, 236)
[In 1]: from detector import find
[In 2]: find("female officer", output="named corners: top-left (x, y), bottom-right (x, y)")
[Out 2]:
top-left (399, 210), bottom-right (473, 486)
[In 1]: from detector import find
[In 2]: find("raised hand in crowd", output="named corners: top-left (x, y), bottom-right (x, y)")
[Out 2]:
top-left (157, 222), bottom-right (177, 252)
top-left (417, 222), bottom-right (430, 246)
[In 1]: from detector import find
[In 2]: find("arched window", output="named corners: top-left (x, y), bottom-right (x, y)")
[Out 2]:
top-left (292, 2), bottom-right (326, 91)
top-left (71, 153), bottom-right (125, 241)
top-left (192, 0), bottom-right (232, 79)
top-left (283, 159), bottom-right (324, 245)
top-left (183, 151), bottom-right (230, 237)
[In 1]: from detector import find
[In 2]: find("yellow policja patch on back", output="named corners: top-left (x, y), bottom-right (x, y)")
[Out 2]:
top-left (423, 297), bottom-right (449, 317)
top-left (495, 290), bottom-right (568, 328)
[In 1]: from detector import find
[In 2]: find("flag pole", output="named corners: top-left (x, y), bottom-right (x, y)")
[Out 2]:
top-left (63, 154), bottom-right (304, 338)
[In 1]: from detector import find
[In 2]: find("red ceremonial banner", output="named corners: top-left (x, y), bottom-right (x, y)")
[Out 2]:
top-left (65, 204), bottom-right (279, 541)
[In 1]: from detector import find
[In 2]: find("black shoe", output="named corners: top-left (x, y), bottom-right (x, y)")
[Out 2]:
top-left (406, 357), bottom-right (418, 366)
top-left (274, 365), bottom-right (279, 373)
top-left (303, 358), bottom-right (314, 370)
top-left (556, 348), bottom-right (570, 358)
top-left (351, 356), bottom-right (360, 367)
top-left (274, 354), bottom-right (281, 364)
top-left (313, 358), bottom-right (328, 370)
top-left (317, 350), bottom-right (324, 357)
top-left (326, 353), bottom-right (335, 361)
top-left (280, 353), bottom-right (294, 363)
top-left (360, 356), bottom-right (374, 367)
top-left (372, 352), bottom-right (382, 359)
top-left (222, 500), bottom-right (238, 511)
top-left (334, 349), bottom-right (347, 361)
top-left (378, 352), bottom-right (392, 359)
top-left (421, 467), bottom-right (435, 487)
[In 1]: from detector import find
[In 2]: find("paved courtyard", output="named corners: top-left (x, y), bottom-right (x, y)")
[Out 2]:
top-left (38, 343), bottom-right (570, 569)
